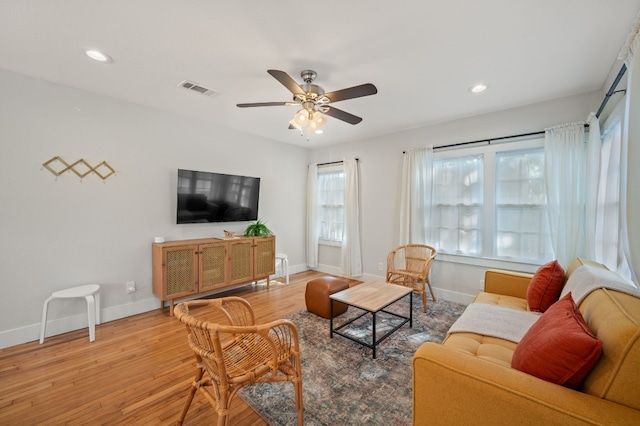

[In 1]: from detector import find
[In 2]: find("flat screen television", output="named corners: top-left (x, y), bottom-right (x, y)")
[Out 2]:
top-left (177, 169), bottom-right (260, 224)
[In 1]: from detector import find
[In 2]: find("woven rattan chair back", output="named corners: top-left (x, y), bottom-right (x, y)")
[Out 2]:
top-left (386, 244), bottom-right (437, 313)
top-left (175, 297), bottom-right (303, 426)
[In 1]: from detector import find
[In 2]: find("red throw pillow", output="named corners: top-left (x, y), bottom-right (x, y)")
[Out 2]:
top-left (526, 260), bottom-right (565, 312)
top-left (512, 293), bottom-right (602, 389)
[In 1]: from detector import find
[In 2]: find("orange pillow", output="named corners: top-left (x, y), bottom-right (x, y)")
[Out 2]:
top-left (512, 293), bottom-right (602, 389)
top-left (526, 260), bottom-right (565, 312)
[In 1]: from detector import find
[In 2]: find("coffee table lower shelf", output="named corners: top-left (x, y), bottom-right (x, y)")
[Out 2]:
top-left (330, 287), bottom-right (412, 359)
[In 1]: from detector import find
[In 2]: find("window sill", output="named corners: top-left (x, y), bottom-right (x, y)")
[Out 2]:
top-left (435, 252), bottom-right (541, 273)
top-left (319, 239), bottom-right (342, 248)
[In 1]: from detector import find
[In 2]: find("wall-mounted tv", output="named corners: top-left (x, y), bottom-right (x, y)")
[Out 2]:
top-left (177, 169), bottom-right (260, 224)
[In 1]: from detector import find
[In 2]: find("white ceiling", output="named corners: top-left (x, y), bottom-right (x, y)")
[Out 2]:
top-left (1, 0), bottom-right (638, 148)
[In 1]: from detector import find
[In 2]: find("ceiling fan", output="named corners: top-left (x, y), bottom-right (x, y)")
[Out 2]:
top-left (237, 69), bottom-right (377, 132)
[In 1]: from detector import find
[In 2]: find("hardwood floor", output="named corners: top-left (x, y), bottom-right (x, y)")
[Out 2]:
top-left (0, 271), bottom-right (361, 425)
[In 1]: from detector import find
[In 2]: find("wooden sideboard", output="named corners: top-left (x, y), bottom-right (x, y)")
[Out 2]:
top-left (152, 236), bottom-right (275, 315)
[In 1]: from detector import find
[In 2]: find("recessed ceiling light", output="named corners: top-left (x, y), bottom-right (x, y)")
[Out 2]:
top-left (469, 83), bottom-right (488, 93)
top-left (85, 49), bottom-right (112, 63)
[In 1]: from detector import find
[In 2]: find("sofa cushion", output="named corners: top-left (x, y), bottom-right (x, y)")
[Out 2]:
top-left (526, 260), bottom-right (565, 312)
top-left (578, 288), bottom-right (640, 409)
top-left (443, 332), bottom-right (516, 367)
top-left (473, 291), bottom-right (529, 311)
top-left (512, 292), bottom-right (602, 389)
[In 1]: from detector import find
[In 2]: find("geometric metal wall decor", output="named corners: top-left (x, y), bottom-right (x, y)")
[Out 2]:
top-left (42, 156), bottom-right (116, 181)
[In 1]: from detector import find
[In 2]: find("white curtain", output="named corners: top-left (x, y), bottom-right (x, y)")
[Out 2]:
top-left (620, 13), bottom-right (640, 284)
top-left (341, 158), bottom-right (362, 277)
top-left (596, 107), bottom-right (625, 273)
top-left (584, 112), bottom-right (601, 260)
top-left (399, 146), bottom-right (433, 245)
top-left (544, 123), bottom-right (586, 268)
top-left (306, 163), bottom-right (319, 268)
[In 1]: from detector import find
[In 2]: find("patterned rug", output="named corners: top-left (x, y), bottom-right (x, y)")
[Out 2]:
top-left (238, 295), bottom-right (465, 425)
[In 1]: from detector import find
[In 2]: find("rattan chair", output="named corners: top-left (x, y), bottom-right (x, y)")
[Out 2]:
top-left (174, 297), bottom-right (303, 426)
top-left (386, 244), bottom-right (437, 313)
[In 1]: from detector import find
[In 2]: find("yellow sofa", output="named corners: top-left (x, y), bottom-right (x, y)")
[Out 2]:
top-left (412, 258), bottom-right (640, 425)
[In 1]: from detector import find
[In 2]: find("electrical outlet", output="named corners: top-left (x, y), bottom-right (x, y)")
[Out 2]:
top-left (126, 281), bottom-right (136, 293)
top-left (378, 262), bottom-right (384, 271)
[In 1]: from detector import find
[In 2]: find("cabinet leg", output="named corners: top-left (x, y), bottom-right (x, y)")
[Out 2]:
top-left (169, 300), bottom-right (174, 317)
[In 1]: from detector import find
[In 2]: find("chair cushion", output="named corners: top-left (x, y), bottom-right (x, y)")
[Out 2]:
top-left (526, 260), bottom-right (565, 312)
top-left (512, 292), bottom-right (603, 389)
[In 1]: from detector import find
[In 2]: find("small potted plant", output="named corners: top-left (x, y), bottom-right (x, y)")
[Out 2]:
top-left (243, 219), bottom-right (273, 237)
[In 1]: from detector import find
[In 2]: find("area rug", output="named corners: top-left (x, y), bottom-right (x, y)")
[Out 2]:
top-left (238, 295), bottom-right (465, 425)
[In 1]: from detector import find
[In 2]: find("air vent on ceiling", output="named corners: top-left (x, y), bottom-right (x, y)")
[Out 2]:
top-left (178, 80), bottom-right (220, 98)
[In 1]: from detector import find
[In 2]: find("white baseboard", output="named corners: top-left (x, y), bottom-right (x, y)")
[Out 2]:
top-left (433, 288), bottom-right (474, 305)
top-left (270, 262), bottom-right (309, 281)
top-left (0, 297), bottom-right (160, 349)
top-left (312, 264), bottom-right (384, 282)
top-left (2, 264), bottom-right (313, 349)
top-left (2, 264), bottom-right (473, 349)
top-left (312, 263), bottom-right (343, 277)
top-left (313, 265), bottom-right (474, 305)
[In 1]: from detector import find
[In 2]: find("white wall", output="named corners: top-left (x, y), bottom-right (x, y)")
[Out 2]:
top-left (3, 66), bottom-right (634, 348)
top-left (0, 69), bottom-right (309, 348)
top-left (309, 90), bottom-right (605, 304)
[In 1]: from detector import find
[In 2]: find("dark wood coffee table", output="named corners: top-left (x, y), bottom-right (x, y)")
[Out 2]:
top-left (329, 281), bottom-right (413, 358)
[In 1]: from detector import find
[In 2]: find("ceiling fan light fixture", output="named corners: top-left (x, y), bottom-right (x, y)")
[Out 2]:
top-left (289, 119), bottom-right (302, 131)
top-left (293, 109), bottom-right (309, 127)
top-left (309, 112), bottom-right (327, 131)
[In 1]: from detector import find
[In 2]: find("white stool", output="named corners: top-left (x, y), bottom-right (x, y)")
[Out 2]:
top-left (275, 253), bottom-right (289, 284)
top-left (40, 284), bottom-right (101, 344)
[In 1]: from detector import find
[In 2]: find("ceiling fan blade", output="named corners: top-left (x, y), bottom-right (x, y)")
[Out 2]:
top-left (267, 70), bottom-right (305, 96)
top-left (237, 101), bottom-right (297, 108)
top-left (324, 106), bottom-right (363, 125)
top-left (322, 83), bottom-right (378, 103)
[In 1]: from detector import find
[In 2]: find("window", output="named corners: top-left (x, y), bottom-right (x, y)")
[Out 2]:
top-left (495, 148), bottom-right (551, 262)
top-left (429, 138), bottom-right (550, 263)
top-left (317, 166), bottom-right (345, 243)
top-left (432, 155), bottom-right (483, 255)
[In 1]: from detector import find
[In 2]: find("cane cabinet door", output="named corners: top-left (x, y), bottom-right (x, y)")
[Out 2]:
top-left (228, 239), bottom-right (254, 285)
top-left (161, 245), bottom-right (198, 299)
top-left (199, 242), bottom-right (228, 291)
top-left (254, 236), bottom-right (275, 280)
